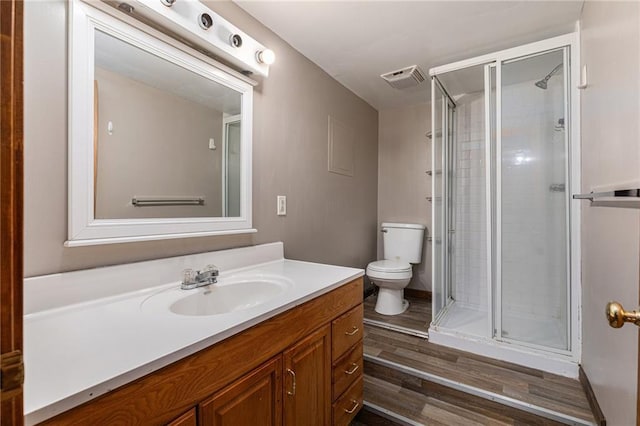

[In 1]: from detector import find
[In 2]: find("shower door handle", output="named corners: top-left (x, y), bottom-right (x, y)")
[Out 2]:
top-left (605, 301), bottom-right (640, 328)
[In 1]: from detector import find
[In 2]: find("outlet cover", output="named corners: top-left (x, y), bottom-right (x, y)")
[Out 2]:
top-left (277, 196), bottom-right (286, 216)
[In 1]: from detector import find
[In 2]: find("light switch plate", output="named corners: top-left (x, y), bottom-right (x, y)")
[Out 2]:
top-left (277, 196), bottom-right (286, 216)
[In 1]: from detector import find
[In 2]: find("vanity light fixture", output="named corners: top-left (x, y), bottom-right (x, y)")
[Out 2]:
top-left (256, 49), bottom-right (276, 65)
top-left (198, 13), bottom-right (213, 30)
top-left (230, 34), bottom-right (243, 48)
top-left (103, 0), bottom-right (275, 76)
top-left (117, 2), bottom-right (134, 13)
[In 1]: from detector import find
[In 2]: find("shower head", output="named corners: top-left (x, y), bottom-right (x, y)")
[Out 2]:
top-left (534, 63), bottom-right (563, 90)
top-left (535, 79), bottom-right (549, 90)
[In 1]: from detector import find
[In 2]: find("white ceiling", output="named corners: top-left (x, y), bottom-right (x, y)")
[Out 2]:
top-left (95, 30), bottom-right (242, 114)
top-left (234, 1), bottom-right (584, 110)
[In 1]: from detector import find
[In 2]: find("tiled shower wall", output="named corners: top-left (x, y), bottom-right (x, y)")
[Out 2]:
top-left (452, 92), bottom-right (488, 311)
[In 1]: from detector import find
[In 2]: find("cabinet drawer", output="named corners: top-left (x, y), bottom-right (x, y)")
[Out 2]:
top-left (332, 304), bottom-right (363, 360)
top-left (332, 375), bottom-right (363, 426)
top-left (332, 342), bottom-right (363, 400)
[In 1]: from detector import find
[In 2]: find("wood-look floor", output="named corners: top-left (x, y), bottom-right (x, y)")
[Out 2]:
top-left (352, 407), bottom-right (401, 426)
top-left (363, 295), bottom-right (431, 334)
top-left (364, 372), bottom-right (564, 426)
top-left (363, 326), bottom-right (595, 424)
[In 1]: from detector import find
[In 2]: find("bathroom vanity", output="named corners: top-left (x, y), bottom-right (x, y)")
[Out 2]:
top-left (24, 2), bottom-right (365, 423)
top-left (23, 243), bottom-right (364, 425)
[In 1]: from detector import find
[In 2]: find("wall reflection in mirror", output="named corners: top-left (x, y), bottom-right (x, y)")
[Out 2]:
top-left (93, 30), bottom-right (242, 219)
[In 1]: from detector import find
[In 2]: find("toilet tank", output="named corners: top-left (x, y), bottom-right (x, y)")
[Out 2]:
top-left (382, 222), bottom-right (426, 264)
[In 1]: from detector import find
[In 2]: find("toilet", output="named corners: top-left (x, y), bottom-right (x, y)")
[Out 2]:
top-left (366, 222), bottom-right (425, 315)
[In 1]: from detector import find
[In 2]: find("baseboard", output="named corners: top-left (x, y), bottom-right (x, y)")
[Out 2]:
top-left (404, 289), bottom-right (431, 300)
top-left (363, 318), bottom-right (429, 339)
top-left (579, 366), bottom-right (606, 426)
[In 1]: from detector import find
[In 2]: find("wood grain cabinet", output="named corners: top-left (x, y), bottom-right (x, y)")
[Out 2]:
top-left (331, 304), bottom-right (364, 426)
top-left (199, 356), bottom-right (282, 426)
top-left (43, 278), bottom-right (363, 426)
top-left (167, 408), bottom-right (198, 426)
top-left (283, 325), bottom-right (331, 425)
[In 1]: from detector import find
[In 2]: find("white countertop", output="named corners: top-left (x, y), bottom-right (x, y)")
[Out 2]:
top-left (23, 243), bottom-right (363, 424)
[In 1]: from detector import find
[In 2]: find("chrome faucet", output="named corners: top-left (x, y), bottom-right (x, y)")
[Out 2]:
top-left (181, 265), bottom-right (219, 290)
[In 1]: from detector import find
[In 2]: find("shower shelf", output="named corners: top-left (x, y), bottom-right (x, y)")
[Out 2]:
top-left (573, 188), bottom-right (640, 208)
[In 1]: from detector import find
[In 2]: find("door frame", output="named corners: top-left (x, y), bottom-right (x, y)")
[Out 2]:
top-left (0, 0), bottom-right (25, 423)
top-left (221, 114), bottom-right (241, 217)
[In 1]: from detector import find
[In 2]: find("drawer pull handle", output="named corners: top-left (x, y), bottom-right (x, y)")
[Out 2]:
top-left (344, 326), bottom-right (359, 336)
top-left (286, 368), bottom-right (296, 396)
top-left (344, 399), bottom-right (359, 414)
top-left (344, 363), bottom-right (359, 375)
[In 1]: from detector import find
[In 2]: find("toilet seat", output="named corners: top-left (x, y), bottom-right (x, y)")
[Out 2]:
top-left (366, 260), bottom-right (412, 280)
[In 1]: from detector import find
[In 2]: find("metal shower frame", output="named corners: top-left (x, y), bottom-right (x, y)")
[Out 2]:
top-left (429, 32), bottom-right (582, 364)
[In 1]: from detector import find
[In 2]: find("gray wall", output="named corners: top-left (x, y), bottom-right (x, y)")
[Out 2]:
top-left (95, 67), bottom-right (224, 219)
top-left (24, 1), bottom-right (378, 277)
top-left (580, 2), bottom-right (640, 424)
top-left (377, 103), bottom-right (431, 291)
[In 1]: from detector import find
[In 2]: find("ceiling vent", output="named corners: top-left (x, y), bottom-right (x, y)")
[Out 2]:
top-left (381, 65), bottom-right (426, 89)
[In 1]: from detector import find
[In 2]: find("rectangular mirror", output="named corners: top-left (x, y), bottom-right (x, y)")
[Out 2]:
top-left (68, 1), bottom-right (255, 246)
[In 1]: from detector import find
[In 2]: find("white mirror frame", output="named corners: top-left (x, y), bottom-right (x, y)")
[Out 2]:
top-left (67, 1), bottom-right (255, 247)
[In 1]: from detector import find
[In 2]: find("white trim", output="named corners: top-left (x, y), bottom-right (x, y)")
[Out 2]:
top-left (363, 318), bottom-right (429, 339)
top-left (428, 328), bottom-right (579, 379)
top-left (430, 77), bottom-right (437, 323)
top-left (484, 64), bottom-right (494, 339)
top-left (569, 34), bottom-right (582, 361)
top-left (429, 33), bottom-right (579, 76)
top-left (495, 58), bottom-right (503, 341)
top-left (68, 1), bottom-right (255, 246)
top-left (63, 228), bottom-right (257, 248)
top-left (563, 46), bottom-right (573, 354)
top-left (442, 90), bottom-right (450, 315)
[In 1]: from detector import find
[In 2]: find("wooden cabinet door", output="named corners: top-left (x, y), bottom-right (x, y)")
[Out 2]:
top-left (167, 408), bottom-right (197, 426)
top-left (283, 324), bottom-right (331, 426)
top-left (199, 356), bottom-right (282, 426)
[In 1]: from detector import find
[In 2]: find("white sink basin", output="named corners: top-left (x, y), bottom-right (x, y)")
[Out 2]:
top-left (141, 275), bottom-right (293, 316)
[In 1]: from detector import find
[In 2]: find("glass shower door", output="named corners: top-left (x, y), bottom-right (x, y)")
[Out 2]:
top-left (431, 78), bottom-right (456, 324)
top-left (496, 48), bottom-right (570, 351)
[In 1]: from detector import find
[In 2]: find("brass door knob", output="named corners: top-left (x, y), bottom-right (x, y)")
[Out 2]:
top-left (605, 301), bottom-right (640, 328)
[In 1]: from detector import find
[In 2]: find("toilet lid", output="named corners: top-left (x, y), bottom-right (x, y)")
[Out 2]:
top-left (367, 259), bottom-right (411, 273)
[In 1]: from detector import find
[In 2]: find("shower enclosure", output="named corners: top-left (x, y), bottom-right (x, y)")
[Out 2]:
top-left (429, 34), bottom-right (581, 375)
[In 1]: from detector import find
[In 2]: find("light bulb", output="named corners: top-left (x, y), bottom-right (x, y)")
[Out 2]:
top-left (256, 49), bottom-right (276, 65)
